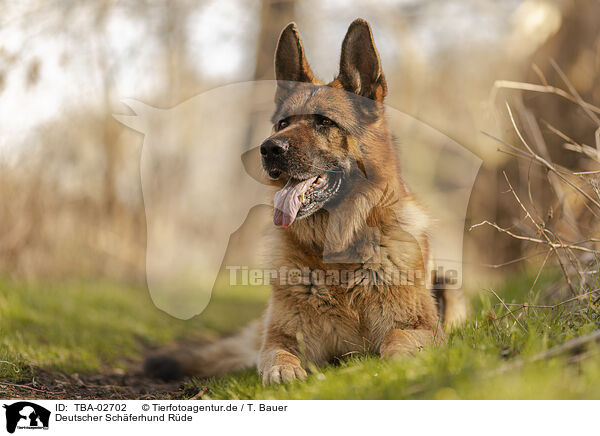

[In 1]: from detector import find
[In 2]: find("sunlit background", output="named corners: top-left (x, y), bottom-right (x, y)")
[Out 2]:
top-left (0, 0), bottom-right (597, 292)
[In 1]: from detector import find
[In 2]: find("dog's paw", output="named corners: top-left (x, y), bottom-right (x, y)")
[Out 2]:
top-left (379, 329), bottom-right (433, 360)
top-left (262, 364), bottom-right (307, 385)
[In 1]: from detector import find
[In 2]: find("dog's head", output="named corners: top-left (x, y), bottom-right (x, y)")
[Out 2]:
top-left (261, 19), bottom-right (394, 228)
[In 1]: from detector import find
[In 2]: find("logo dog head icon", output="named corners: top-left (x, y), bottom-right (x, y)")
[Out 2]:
top-left (3, 402), bottom-right (50, 433)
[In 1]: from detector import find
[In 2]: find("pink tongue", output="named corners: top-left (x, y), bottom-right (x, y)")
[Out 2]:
top-left (273, 176), bottom-right (318, 227)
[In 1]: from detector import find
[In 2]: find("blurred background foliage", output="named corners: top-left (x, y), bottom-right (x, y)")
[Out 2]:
top-left (0, 0), bottom-right (598, 293)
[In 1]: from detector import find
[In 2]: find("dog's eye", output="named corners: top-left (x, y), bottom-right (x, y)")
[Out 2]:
top-left (317, 116), bottom-right (335, 127)
top-left (277, 120), bottom-right (289, 130)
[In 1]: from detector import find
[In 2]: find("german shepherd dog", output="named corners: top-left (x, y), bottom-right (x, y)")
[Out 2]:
top-left (145, 19), bottom-right (465, 384)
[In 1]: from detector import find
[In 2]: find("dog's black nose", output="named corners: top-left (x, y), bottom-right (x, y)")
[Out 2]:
top-left (260, 139), bottom-right (287, 158)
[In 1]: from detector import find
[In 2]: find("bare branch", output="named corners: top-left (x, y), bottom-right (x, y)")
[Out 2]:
top-left (469, 221), bottom-right (598, 254)
top-left (487, 288), bottom-right (526, 331)
top-left (492, 80), bottom-right (600, 115)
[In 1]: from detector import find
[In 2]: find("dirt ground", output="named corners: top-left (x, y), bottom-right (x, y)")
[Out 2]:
top-left (0, 368), bottom-right (200, 400)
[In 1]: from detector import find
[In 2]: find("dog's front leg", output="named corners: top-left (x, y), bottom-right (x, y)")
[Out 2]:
top-left (379, 329), bottom-right (444, 359)
top-left (259, 346), bottom-right (307, 386)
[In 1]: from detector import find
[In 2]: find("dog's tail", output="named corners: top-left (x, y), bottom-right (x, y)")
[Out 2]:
top-left (144, 319), bottom-right (262, 380)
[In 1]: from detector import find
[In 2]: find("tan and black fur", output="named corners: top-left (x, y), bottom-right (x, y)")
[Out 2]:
top-left (145, 19), bottom-right (465, 385)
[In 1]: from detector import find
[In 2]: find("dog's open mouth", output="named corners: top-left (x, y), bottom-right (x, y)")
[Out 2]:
top-left (273, 171), bottom-right (342, 227)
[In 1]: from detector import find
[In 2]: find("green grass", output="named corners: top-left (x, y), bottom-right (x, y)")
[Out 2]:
top-left (192, 298), bottom-right (600, 399)
top-left (1, 272), bottom-right (599, 399)
top-left (0, 278), bottom-right (269, 380)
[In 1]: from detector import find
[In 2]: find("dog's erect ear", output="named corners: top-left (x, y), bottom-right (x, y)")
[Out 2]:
top-left (337, 19), bottom-right (387, 102)
top-left (275, 23), bottom-right (315, 84)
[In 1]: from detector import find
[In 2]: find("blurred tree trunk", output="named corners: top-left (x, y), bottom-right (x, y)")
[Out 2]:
top-left (94, 3), bottom-right (120, 218)
top-left (162, 0), bottom-right (200, 105)
top-left (253, 0), bottom-right (296, 80)
top-left (526, 0), bottom-right (600, 167)
top-left (232, 0), bottom-right (296, 268)
top-left (244, 0), bottom-right (295, 152)
top-left (518, 0), bottom-right (600, 239)
top-left (466, 0), bottom-right (600, 274)
top-left (486, 0), bottom-right (600, 271)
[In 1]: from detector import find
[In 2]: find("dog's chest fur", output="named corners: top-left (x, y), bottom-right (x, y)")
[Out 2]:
top-left (268, 223), bottom-right (438, 364)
